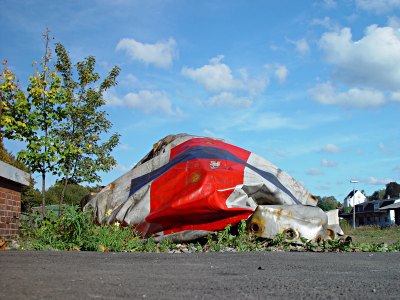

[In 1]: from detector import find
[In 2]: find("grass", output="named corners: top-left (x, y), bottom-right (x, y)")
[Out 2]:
top-left (11, 206), bottom-right (400, 253)
top-left (343, 224), bottom-right (400, 244)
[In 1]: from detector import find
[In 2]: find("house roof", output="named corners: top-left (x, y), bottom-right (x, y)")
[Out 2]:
top-left (0, 161), bottom-right (30, 186)
top-left (380, 201), bottom-right (400, 210)
top-left (341, 198), bottom-right (400, 215)
top-left (344, 190), bottom-right (366, 203)
top-left (344, 190), bottom-right (358, 199)
top-left (360, 199), bottom-right (396, 210)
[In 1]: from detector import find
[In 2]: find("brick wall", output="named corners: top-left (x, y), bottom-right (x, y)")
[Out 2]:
top-left (0, 178), bottom-right (22, 239)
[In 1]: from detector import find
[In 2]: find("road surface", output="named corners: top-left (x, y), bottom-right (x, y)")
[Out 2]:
top-left (1, 251), bottom-right (399, 299)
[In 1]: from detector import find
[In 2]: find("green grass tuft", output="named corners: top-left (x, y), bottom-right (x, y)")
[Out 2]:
top-left (16, 206), bottom-right (400, 253)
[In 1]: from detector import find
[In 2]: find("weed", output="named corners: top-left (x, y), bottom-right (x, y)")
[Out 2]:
top-left (339, 219), bottom-right (352, 234)
top-left (19, 206), bottom-right (149, 252)
top-left (16, 209), bottom-right (400, 253)
top-left (388, 240), bottom-right (400, 252)
top-left (157, 238), bottom-right (177, 253)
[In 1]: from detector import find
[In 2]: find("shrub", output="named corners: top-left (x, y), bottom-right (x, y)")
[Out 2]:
top-left (20, 205), bottom-right (146, 251)
top-left (339, 219), bottom-right (352, 234)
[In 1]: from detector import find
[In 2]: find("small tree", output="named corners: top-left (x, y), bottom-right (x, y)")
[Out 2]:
top-left (316, 196), bottom-right (339, 211)
top-left (54, 43), bottom-right (120, 213)
top-left (17, 30), bottom-right (66, 215)
top-left (368, 189), bottom-right (385, 201)
top-left (384, 182), bottom-right (400, 199)
top-left (0, 60), bottom-right (31, 143)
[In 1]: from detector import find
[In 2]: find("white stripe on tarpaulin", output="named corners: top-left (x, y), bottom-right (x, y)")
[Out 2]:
top-left (116, 184), bottom-right (151, 225)
top-left (245, 153), bottom-right (313, 206)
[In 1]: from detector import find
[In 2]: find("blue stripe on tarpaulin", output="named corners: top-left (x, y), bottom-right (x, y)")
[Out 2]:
top-left (129, 146), bottom-right (301, 204)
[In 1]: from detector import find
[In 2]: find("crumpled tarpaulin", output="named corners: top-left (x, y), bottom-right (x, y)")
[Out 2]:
top-left (85, 134), bottom-right (342, 242)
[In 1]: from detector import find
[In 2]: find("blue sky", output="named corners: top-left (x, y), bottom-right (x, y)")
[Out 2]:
top-left (1, 0), bottom-right (400, 201)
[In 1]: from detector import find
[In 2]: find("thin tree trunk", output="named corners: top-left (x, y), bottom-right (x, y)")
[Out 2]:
top-left (59, 170), bottom-right (69, 217)
top-left (40, 29), bottom-right (50, 218)
top-left (41, 171), bottom-right (46, 217)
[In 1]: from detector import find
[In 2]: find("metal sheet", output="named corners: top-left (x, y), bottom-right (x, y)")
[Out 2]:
top-left (247, 205), bottom-right (342, 242)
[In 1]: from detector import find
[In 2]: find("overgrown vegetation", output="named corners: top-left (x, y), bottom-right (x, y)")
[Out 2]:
top-left (15, 206), bottom-right (400, 253)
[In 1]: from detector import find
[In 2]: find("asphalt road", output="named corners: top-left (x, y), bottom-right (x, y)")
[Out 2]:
top-left (1, 251), bottom-right (400, 299)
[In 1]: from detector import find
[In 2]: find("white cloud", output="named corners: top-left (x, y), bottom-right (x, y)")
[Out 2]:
top-left (116, 37), bottom-right (177, 68)
top-left (238, 68), bottom-right (269, 96)
top-left (319, 25), bottom-right (400, 90)
top-left (181, 55), bottom-right (268, 95)
top-left (119, 144), bottom-right (132, 151)
top-left (289, 38), bottom-right (310, 55)
top-left (240, 113), bottom-right (300, 131)
top-left (270, 44), bottom-right (283, 51)
top-left (311, 17), bottom-right (338, 30)
top-left (309, 82), bottom-right (386, 108)
top-left (355, 0), bottom-right (400, 14)
top-left (388, 16), bottom-right (400, 28)
top-left (182, 55), bottom-right (236, 92)
top-left (274, 65), bottom-right (288, 84)
top-left (207, 92), bottom-right (252, 108)
top-left (323, 0), bottom-right (337, 8)
top-left (106, 90), bottom-right (182, 116)
top-left (366, 176), bottom-right (394, 185)
top-left (215, 110), bottom-right (340, 133)
top-left (390, 91), bottom-right (400, 102)
top-left (356, 148), bottom-right (365, 156)
top-left (306, 168), bottom-right (324, 176)
top-left (379, 143), bottom-right (394, 154)
top-left (320, 143), bottom-right (341, 153)
top-left (121, 74), bottom-right (138, 86)
top-left (321, 159), bottom-right (338, 167)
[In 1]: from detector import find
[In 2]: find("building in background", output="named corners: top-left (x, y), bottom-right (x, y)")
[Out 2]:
top-left (343, 190), bottom-right (367, 207)
top-left (341, 198), bottom-right (400, 227)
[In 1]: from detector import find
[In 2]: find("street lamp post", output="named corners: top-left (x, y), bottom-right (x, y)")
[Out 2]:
top-left (350, 180), bottom-right (359, 230)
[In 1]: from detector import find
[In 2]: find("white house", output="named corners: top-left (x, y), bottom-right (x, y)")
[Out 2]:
top-left (343, 190), bottom-right (367, 207)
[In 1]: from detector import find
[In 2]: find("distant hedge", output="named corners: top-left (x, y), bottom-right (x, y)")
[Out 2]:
top-left (0, 141), bottom-right (30, 172)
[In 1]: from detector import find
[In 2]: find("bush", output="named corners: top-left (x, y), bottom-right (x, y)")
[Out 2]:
top-left (45, 183), bottom-right (90, 205)
top-left (0, 141), bottom-right (30, 172)
top-left (20, 205), bottom-right (146, 251)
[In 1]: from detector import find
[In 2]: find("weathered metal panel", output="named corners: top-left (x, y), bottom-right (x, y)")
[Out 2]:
top-left (247, 205), bottom-right (343, 241)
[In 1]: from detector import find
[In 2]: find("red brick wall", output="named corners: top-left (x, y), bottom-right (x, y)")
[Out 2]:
top-left (0, 178), bottom-right (22, 239)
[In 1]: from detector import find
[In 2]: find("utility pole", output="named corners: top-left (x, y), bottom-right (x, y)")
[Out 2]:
top-left (350, 180), bottom-right (359, 230)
